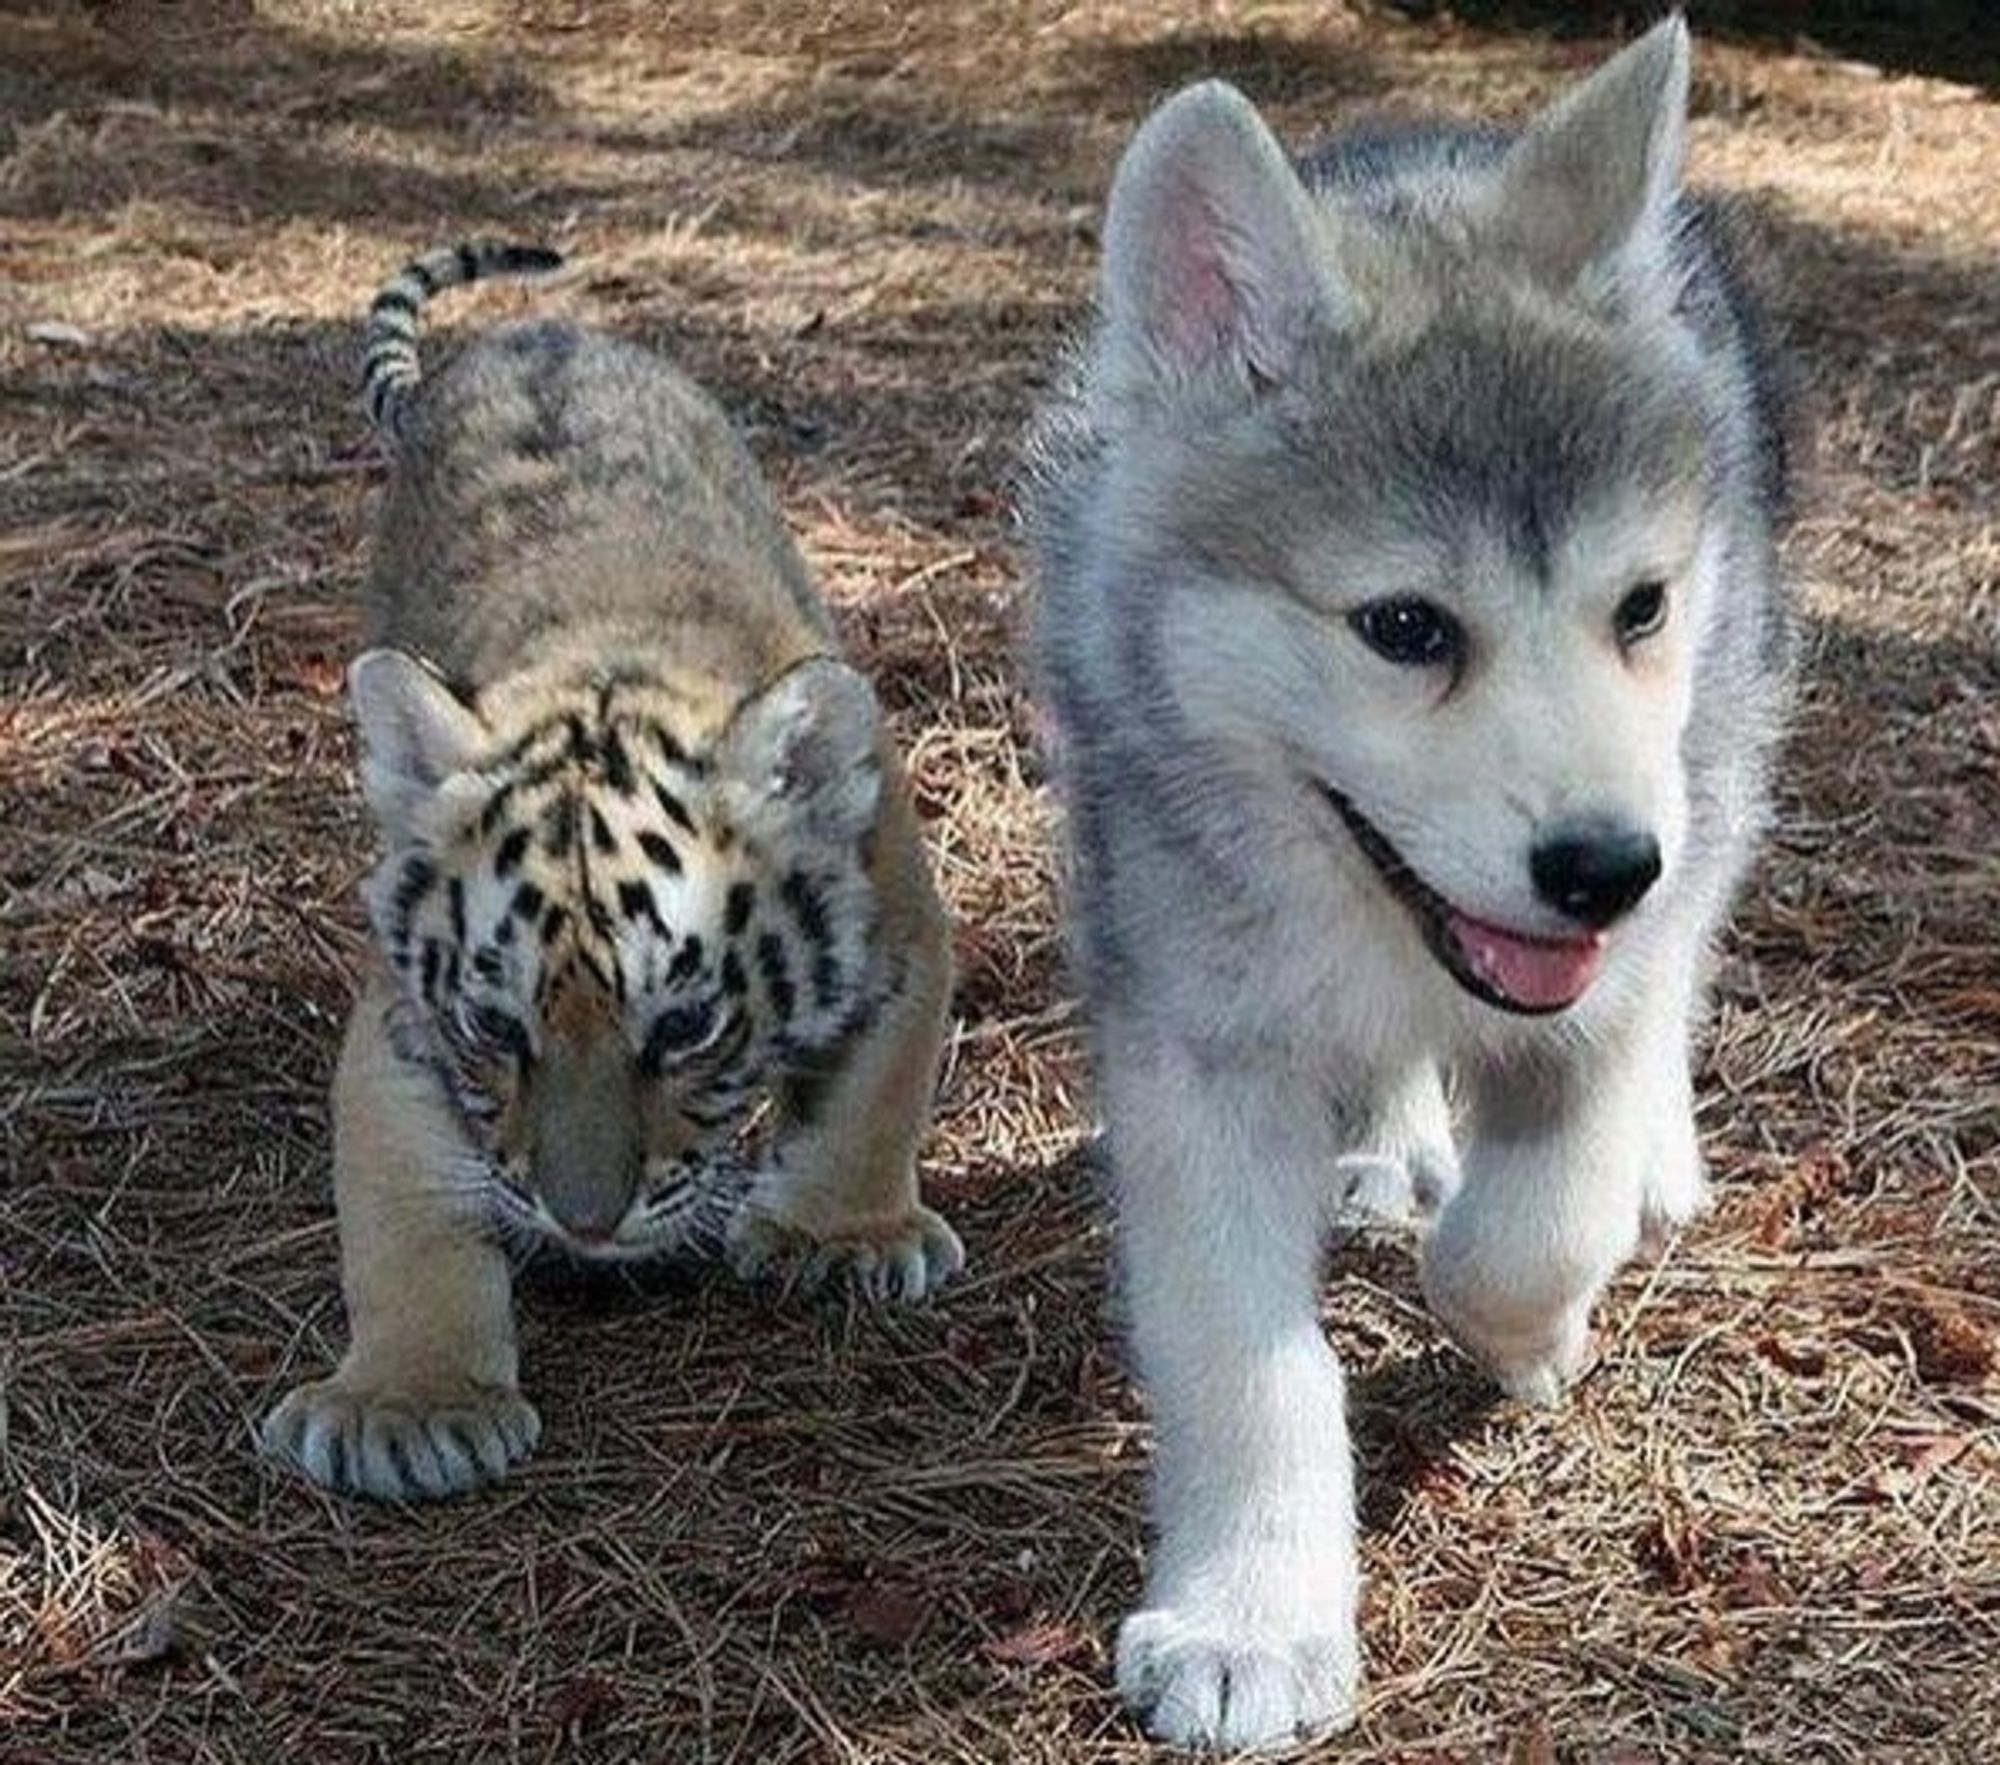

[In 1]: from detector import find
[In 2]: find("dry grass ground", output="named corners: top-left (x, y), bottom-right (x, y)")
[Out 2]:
top-left (2, 2), bottom-right (1995, 1760)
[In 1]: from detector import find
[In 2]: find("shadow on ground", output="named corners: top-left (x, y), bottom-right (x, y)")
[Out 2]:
top-left (1388, 0), bottom-right (2000, 90)
top-left (5, 3), bottom-right (1995, 1759)
top-left (0, 0), bottom-right (556, 142)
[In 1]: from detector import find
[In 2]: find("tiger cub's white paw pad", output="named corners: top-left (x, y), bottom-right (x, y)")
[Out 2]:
top-left (259, 1377), bottom-right (541, 1501)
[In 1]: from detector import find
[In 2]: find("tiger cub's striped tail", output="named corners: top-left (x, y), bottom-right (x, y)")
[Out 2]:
top-left (362, 240), bottom-right (563, 444)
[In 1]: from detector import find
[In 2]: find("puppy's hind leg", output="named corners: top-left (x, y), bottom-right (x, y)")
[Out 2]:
top-left (1331, 1060), bottom-right (1460, 1231)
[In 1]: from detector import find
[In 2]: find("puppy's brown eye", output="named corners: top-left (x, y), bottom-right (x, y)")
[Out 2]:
top-left (1614, 580), bottom-right (1668, 647)
top-left (1349, 597), bottom-right (1465, 670)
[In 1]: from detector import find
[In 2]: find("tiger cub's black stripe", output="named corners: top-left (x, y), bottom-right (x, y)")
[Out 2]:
top-left (617, 879), bottom-right (662, 931)
top-left (720, 948), bottom-right (748, 996)
top-left (667, 936), bottom-right (703, 983)
top-left (755, 932), bottom-right (797, 1024)
top-left (494, 826), bottom-right (532, 876)
top-left (389, 855), bottom-right (438, 948)
top-left (724, 882), bottom-right (754, 936)
top-left (652, 780), bottom-right (696, 833)
top-left (543, 795), bottom-right (579, 859)
top-left (361, 239), bottom-right (563, 446)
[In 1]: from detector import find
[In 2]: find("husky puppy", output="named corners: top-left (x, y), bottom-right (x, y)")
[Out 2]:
top-left (1028, 18), bottom-right (1793, 1749)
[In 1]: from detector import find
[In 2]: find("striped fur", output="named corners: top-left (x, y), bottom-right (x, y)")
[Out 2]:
top-left (361, 239), bottom-right (563, 444)
top-left (363, 678), bottom-right (890, 1173)
top-left (258, 243), bottom-right (961, 1506)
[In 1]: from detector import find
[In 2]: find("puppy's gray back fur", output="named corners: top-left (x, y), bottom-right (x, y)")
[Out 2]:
top-left (370, 319), bottom-right (831, 694)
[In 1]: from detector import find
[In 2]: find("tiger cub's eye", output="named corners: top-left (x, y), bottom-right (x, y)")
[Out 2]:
top-left (455, 1001), bottom-right (528, 1061)
top-left (641, 999), bottom-right (719, 1074)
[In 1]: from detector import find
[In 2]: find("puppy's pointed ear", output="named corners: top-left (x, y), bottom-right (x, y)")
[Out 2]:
top-left (348, 649), bottom-right (490, 837)
top-left (1490, 15), bottom-right (1690, 290)
top-left (720, 658), bottom-right (882, 847)
top-left (1100, 79), bottom-right (1345, 393)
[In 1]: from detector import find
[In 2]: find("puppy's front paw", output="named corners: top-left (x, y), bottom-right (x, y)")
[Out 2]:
top-left (1117, 1604), bottom-right (1359, 1752)
top-left (1487, 1323), bottom-right (1595, 1409)
top-left (259, 1375), bottom-right (541, 1501)
top-left (1422, 1265), bottom-right (1595, 1408)
top-left (728, 1199), bottom-right (964, 1303)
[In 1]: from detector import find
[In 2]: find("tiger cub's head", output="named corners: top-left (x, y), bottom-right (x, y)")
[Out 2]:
top-left (349, 650), bottom-right (886, 1259)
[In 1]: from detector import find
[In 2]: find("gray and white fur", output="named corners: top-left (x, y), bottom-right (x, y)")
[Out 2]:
top-left (1027, 18), bottom-right (1794, 1749)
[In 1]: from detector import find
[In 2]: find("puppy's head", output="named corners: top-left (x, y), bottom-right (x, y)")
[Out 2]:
top-left (1084, 20), bottom-right (1724, 1014)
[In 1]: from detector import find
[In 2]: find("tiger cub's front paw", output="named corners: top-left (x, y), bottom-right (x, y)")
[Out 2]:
top-left (728, 1197), bottom-right (964, 1303)
top-left (259, 1374), bottom-right (541, 1501)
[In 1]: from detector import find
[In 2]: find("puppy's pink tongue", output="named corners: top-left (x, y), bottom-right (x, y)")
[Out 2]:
top-left (1450, 913), bottom-right (1605, 1010)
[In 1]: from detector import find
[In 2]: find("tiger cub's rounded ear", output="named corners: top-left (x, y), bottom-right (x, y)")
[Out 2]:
top-left (720, 657), bottom-right (882, 846)
top-left (348, 648), bottom-right (491, 836)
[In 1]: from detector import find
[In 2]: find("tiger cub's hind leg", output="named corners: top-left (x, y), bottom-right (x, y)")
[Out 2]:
top-left (728, 822), bottom-right (963, 1303)
top-left (259, 975), bottom-right (539, 1500)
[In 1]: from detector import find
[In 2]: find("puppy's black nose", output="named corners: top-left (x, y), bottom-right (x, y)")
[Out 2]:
top-left (1530, 816), bottom-right (1661, 927)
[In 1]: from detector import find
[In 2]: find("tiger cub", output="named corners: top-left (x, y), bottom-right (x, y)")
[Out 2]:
top-left (260, 242), bottom-right (963, 1501)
